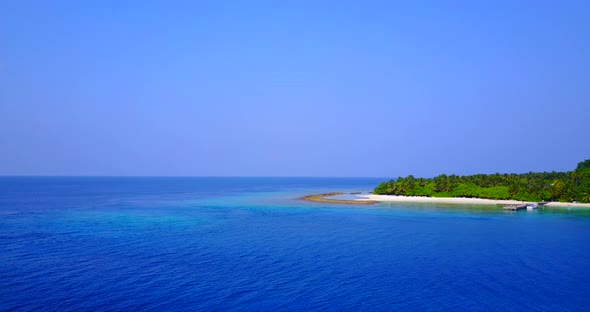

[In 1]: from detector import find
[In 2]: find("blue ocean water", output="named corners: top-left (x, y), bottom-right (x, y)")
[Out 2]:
top-left (1, 177), bottom-right (589, 311)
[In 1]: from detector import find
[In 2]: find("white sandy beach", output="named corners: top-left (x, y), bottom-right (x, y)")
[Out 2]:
top-left (544, 202), bottom-right (590, 208)
top-left (355, 194), bottom-right (590, 208)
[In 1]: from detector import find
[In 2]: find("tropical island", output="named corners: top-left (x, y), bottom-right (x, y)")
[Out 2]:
top-left (373, 159), bottom-right (590, 204)
top-left (301, 159), bottom-right (590, 207)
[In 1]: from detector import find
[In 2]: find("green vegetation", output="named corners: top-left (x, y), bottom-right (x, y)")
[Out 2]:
top-left (374, 159), bottom-right (590, 203)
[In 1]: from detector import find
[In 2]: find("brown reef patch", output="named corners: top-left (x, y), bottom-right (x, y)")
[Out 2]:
top-left (299, 192), bottom-right (377, 205)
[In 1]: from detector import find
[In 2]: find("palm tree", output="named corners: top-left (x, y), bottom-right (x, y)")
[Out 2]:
top-left (550, 179), bottom-right (565, 201)
top-left (572, 170), bottom-right (582, 187)
top-left (582, 192), bottom-right (590, 204)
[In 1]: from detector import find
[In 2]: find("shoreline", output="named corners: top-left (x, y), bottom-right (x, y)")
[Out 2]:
top-left (357, 194), bottom-right (590, 208)
top-left (299, 192), bottom-right (377, 205)
top-left (299, 192), bottom-right (590, 208)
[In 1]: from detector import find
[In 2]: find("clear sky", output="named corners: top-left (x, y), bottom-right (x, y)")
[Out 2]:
top-left (1, 1), bottom-right (589, 177)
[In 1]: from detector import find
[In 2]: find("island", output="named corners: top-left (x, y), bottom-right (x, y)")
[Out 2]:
top-left (300, 159), bottom-right (590, 207)
top-left (371, 159), bottom-right (590, 206)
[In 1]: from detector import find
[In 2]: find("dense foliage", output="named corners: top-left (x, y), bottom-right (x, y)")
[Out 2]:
top-left (374, 159), bottom-right (590, 203)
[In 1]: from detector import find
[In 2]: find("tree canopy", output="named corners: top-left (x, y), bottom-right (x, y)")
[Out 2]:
top-left (374, 159), bottom-right (590, 203)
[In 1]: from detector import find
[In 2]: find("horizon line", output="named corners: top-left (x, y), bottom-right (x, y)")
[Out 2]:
top-left (0, 175), bottom-right (388, 179)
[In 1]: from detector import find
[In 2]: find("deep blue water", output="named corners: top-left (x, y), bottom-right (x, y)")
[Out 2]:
top-left (1, 177), bottom-right (589, 311)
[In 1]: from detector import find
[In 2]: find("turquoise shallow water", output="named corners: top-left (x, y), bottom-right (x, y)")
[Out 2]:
top-left (0, 177), bottom-right (589, 311)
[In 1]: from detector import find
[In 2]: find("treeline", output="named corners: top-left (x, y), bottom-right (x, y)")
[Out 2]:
top-left (374, 159), bottom-right (590, 203)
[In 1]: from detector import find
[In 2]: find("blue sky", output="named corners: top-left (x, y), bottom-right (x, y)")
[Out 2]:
top-left (1, 1), bottom-right (589, 177)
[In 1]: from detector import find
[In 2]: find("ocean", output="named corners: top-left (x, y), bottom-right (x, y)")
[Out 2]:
top-left (1, 177), bottom-right (589, 311)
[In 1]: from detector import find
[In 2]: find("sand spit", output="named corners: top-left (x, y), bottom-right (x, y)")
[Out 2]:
top-left (300, 193), bottom-right (377, 205)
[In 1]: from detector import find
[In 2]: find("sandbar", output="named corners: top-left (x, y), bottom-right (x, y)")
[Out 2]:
top-left (300, 192), bottom-right (377, 205)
